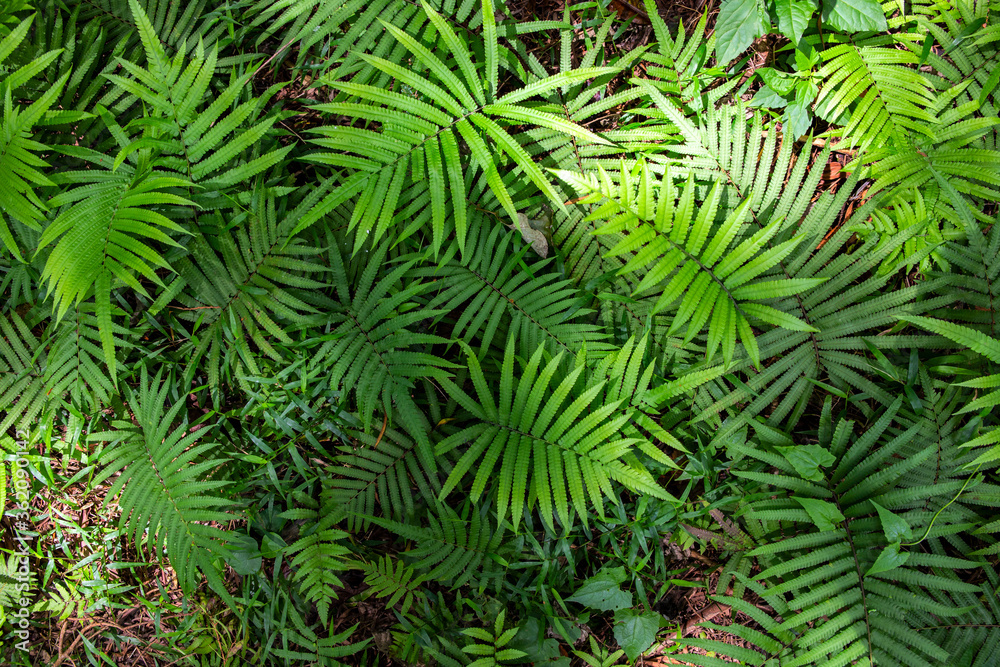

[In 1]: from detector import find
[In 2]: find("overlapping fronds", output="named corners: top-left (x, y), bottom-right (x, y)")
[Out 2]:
top-left (0, 16), bottom-right (68, 260)
top-left (165, 187), bottom-right (329, 398)
top-left (372, 503), bottom-right (509, 590)
top-left (103, 1), bottom-right (290, 193)
top-left (815, 33), bottom-right (937, 151)
top-left (557, 158), bottom-right (824, 369)
top-left (321, 408), bottom-right (441, 531)
top-left (685, 400), bottom-right (989, 666)
top-left (316, 239), bottom-right (455, 433)
top-left (0, 311), bottom-right (49, 433)
top-left (88, 366), bottom-right (235, 602)
top-left (3, 0), bottom-right (1000, 662)
top-left (413, 220), bottom-right (611, 359)
top-left (295, 0), bottom-right (613, 255)
top-left (435, 333), bottom-right (672, 531)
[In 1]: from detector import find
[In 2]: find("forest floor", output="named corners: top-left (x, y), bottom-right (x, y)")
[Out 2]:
top-left (14, 0), bottom-right (824, 665)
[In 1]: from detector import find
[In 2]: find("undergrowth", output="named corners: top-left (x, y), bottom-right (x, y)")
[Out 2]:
top-left (1, 0), bottom-right (999, 664)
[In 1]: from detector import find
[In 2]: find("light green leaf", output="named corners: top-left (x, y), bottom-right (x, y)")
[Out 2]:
top-left (613, 609), bottom-right (661, 662)
top-left (757, 67), bottom-right (796, 95)
top-left (785, 81), bottom-right (816, 139)
top-left (776, 445), bottom-right (836, 482)
top-left (793, 497), bottom-right (845, 531)
top-left (715, 0), bottom-right (767, 63)
top-left (822, 0), bottom-right (887, 32)
top-left (749, 85), bottom-right (791, 109)
top-left (775, 0), bottom-right (817, 43)
top-left (568, 567), bottom-right (632, 611)
top-left (866, 541), bottom-right (910, 576)
top-left (870, 500), bottom-right (913, 543)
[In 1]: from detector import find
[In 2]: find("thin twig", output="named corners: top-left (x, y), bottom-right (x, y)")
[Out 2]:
top-left (250, 37), bottom-right (298, 82)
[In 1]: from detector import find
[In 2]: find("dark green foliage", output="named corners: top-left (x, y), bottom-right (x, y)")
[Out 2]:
top-left (2, 0), bottom-right (999, 665)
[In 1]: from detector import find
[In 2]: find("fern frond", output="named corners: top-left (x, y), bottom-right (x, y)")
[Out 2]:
top-left (36, 580), bottom-right (91, 621)
top-left (436, 333), bottom-right (672, 531)
top-left (0, 16), bottom-right (69, 261)
top-left (270, 614), bottom-right (370, 664)
top-left (293, 0), bottom-right (612, 254)
top-left (639, 6), bottom-right (719, 109)
top-left (353, 555), bottom-right (425, 615)
top-left (316, 239), bottom-right (456, 434)
top-left (815, 34), bottom-right (937, 151)
top-left (556, 157), bottom-right (823, 369)
top-left (0, 552), bottom-right (33, 609)
top-left (898, 315), bottom-right (1000, 363)
top-left (0, 311), bottom-right (52, 433)
top-left (102, 1), bottom-right (291, 193)
top-left (166, 186), bottom-right (330, 401)
top-left (934, 219), bottom-right (1000, 334)
top-left (858, 100), bottom-right (1000, 235)
top-left (284, 523), bottom-right (352, 625)
top-left (413, 219), bottom-right (611, 359)
top-left (594, 333), bottom-right (688, 463)
top-left (916, 4), bottom-right (1000, 137)
top-left (685, 400), bottom-right (984, 666)
top-left (44, 302), bottom-right (127, 411)
top-left (36, 152), bottom-right (192, 379)
top-left (242, 0), bottom-right (477, 78)
top-left (372, 503), bottom-right (509, 590)
top-left (322, 408), bottom-right (441, 532)
top-left (683, 198), bottom-right (956, 436)
top-left (88, 365), bottom-right (235, 604)
top-left (63, 0), bottom-right (235, 60)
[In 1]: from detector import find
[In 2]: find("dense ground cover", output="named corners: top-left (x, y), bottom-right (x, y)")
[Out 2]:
top-left (1, 0), bottom-right (999, 664)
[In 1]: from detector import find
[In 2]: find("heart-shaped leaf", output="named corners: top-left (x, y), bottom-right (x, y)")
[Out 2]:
top-left (866, 542), bottom-right (910, 576)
